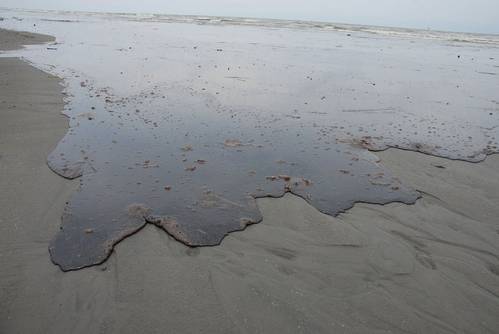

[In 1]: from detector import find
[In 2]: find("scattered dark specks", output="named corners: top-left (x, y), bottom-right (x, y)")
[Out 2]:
top-left (181, 144), bottom-right (193, 152)
top-left (142, 160), bottom-right (159, 168)
top-left (432, 164), bottom-right (446, 169)
top-left (278, 175), bottom-right (291, 181)
top-left (185, 166), bottom-right (197, 172)
top-left (224, 139), bottom-right (242, 147)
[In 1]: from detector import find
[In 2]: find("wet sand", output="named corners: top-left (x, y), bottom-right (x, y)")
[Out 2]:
top-left (2, 29), bottom-right (499, 334)
top-left (0, 27), bottom-right (54, 50)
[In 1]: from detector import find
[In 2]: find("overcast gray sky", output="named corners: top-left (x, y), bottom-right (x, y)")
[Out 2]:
top-left (1, 0), bottom-right (498, 34)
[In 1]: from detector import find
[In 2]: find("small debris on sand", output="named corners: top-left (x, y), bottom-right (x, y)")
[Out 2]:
top-left (278, 175), bottom-right (291, 181)
top-left (181, 144), bottom-right (193, 152)
top-left (77, 112), bottom-right (96, 120)
top-left (142, 160), bottom-right (159, 168)
top-left (224, 139), bottom-right (242, 147)
top-left (302, 178), bottom-right (312, 186)
top-left (368, 173), bottom-right (392, 186)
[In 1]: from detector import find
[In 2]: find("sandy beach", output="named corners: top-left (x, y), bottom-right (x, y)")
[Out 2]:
top-left (1, 24), bottom-right (499, 334)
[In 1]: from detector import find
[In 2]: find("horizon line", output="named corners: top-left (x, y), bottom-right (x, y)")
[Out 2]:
top-left (1, 6), bottom-right (498, 37)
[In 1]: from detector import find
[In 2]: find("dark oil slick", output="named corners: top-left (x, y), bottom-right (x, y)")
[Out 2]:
top-left (1, 9), bottom-right (497, 270)
top-left (47, 84), bottom-right (418, 270)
